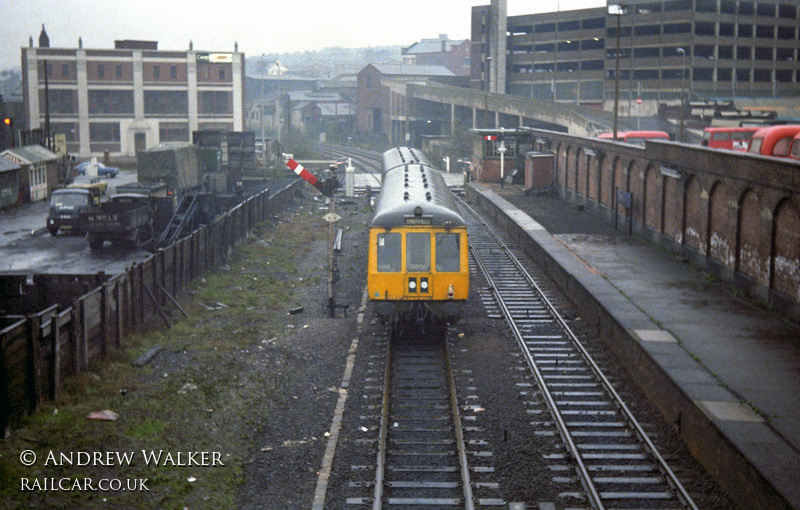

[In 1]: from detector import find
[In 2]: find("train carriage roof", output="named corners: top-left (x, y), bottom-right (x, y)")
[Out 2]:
top-left (370, 160), bottom-right (465, 228)
top-left (381, 146), bottom-right (432, 175)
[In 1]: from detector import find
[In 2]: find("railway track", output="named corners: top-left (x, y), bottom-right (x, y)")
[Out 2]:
top-left (460, 197), bottom-right (699, 510)
top-left (346, 328), bottom-right (505, 509)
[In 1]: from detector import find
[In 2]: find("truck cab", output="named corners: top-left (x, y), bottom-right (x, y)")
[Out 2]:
top-left (46, 182), bottom-right (106, 236)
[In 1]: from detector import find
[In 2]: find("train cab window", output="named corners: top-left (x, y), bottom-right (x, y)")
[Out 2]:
top-left (436, 233), bottom-right (460, 272)
top-left (406, 233), bottom-right (431, 272)
top-left (377, 233), bottom-right (401, 272)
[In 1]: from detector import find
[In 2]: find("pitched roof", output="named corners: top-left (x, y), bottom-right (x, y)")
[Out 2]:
top-left (0, 155), bottom-right (21, 172)
top-left (369, 63), bottom-right (455, 78)
top-left (0, 145), bottom-right (59, 165)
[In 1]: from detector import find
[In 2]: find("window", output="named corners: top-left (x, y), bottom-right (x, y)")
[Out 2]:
top-left (755, 47), bottom-right (773, 60)
top-left (757, 3), bottom-right (776, 17)
top-left (159, 122), bottom-right (189, 142)
top-left (89, 122), bottom-right (120, 142)
top-left (436, 233), bottom-right (460, 272)
top-left (737, 46), bottom-right (753, 59)
top-left (753, 69), bottom-right (771, 82)
top-left (695, 22), bottom-right (715, 36)
top-left (535, 23), bottom-right (555, 33)
top-left (153, 66), bottom-right (160, 80)
top-left (719, 23), bottom-right (735, 37)
top-left (376, 233), bottom-right (401, 272)
top-left (43, 89), bottom-right (76, 114)
top-left (718, 68), bottom-right (733, 81)
top-left (582, 17), bottom-right (605, 29)
top-left (777, 26), bottom-right (796, 40)
top-left (170, 65), bottom-right (177, 79)
top-left (739, 2), bottom-right (754, 15)
top-left (664, 23), bottom-right (691, 34)
top-left (88, 90), bottom-right (134, 114)
top-left (695, 0), bottom-right (716, 13)
top-left (756, 25), bottom-right (774, 38)
top-left (97, 64), bottom-right (105, 78)
top-left (776, 48), bottom-right (794, 60)
top-left (634, 47), bottom-right (660, 58)
top-left (61, 64), bottom-right (70, 78)
top-left (718, 46), bottom-right (733, 59)
top-left (695, 45), bottom-right (715, 59)
top-left (633, 69), bottom-right (659, 80)
top-left (694, 68), bottom-right (714, 81)
top-left (581, 38), bottom-right (604, 50)
top-left (199, 91), bottom-right (232, 115)
top-left (115, 65), bottom-right (122, 78)
top-left (558, 20), bottom-right (580, 31)
top-left (779, 4), bottom-right (797, 18)
top-left (636, 24), bottom-right (661, 36)
top-left (144, 90), bottom-right (188, 114)
top-left (664, 0), bottom-right (692, 11)
top-left (738, 24), bottom-right (753, 38)
top-left (406, 233), bottom-right (430, 272)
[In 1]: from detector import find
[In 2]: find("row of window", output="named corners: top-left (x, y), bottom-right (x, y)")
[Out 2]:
top-left (376, 232), bottom-right (461, 273)
top-left (42, 62), bottom-right (230, 82)
top-left (608, 22), bottom-right (797, 39)
top-left (607, 67), bottom-right (797, 82)
top-left (51, 121), bottom-right (193, 143)
top-left (41, 89), bottom-right (233, 115)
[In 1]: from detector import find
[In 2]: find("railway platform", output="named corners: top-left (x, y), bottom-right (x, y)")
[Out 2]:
top-left (466, 183), bottom-right (800, 509)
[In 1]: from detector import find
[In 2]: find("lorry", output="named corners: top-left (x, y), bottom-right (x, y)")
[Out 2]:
top-left (85, 194), bottom-right (158, 251)
top-left (46, 181), bottom-right (107, 236)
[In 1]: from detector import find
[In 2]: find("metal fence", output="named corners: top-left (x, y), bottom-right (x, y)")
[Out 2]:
top-left (0, 181), bottom-right (302, 434)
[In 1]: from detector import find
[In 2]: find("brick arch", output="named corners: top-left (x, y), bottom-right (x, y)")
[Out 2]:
top-left (738, 189), bottom-right (765, 282)
top-left (663, 174), bottom-right (681, 243)
top-left (586, 156), bottom-right (603, 204)
top-left (771, 198), bottom-right (800, 300)
top-left (577, 149), bottom-right (589, 198)
top-left (612, 157), bottom-right (629, 215)
top-left (708, 181), bottom-right (734, 268)
top-left (558, 144), bottom-right (569, 190)
top-left (684, 176), bottom-right (705, 254)
top-left (596, 154), bottom-right (609, 207)
top-left (643, 164), bottom-right (659, 231)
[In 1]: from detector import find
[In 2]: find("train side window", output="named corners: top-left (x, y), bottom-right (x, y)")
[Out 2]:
top-left (435, 233), bottom-right (460, 272)
top-left (377, 233), bottom-right (401, 272)
top-left (406, 233), bottom-right (431, 272)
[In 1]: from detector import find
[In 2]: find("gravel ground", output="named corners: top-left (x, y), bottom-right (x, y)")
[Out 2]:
top-left (17, 181), bottom-right (727, 509)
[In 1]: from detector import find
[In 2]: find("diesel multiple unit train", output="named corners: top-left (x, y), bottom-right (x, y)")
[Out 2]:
top-left (367, 147), bottom-right (469, 327)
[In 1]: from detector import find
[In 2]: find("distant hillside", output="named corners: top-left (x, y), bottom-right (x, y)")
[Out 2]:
top-left (1, 69), bottom-right (22, 101)
top-left (247, 46), bottom-right (403, 77)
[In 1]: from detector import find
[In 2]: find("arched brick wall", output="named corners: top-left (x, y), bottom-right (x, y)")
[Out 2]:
top-left (684, 177), bottom-right (705, 254)
top-left (708, 181), bottom-right (734, 269)
top-left (772, 199), bottom-right (800, 301)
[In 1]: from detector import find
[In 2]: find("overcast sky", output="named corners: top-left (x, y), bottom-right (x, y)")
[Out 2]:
top-left (1, 0), bottom-right (605, 70)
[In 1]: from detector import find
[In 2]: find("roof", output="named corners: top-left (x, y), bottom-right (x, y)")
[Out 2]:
top-left (405, 37), bottom-right (467, 55)
top-left (0, 155), bottom-right (21, 172)
top-left (369, 63), bottom-right (455, 78)
top-left (0, 145), bottom-right (59, 165)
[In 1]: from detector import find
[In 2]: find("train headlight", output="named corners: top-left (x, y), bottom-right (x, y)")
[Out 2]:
top-left (408, 278), bottom-right (417, 293)
top-left (420, 277), bottom-right (429, 292)
top-left (447, 284), bottom-right (455, 299)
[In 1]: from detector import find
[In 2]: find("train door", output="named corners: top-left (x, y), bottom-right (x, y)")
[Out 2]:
top-left (404, 231), bottom-right (432, 297)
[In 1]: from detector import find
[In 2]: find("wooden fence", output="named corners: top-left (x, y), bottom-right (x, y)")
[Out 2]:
top-left (0, 181), bottom-right (302, 434)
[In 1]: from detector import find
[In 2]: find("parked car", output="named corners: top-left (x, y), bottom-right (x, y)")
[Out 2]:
top-left (73, 161), bottom-right (120, 178)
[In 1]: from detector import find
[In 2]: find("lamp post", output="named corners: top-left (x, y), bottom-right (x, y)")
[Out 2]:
top-left (677, 47), bottom-right (686, 143)
top-left (609, 4), bottom-right (626, 141)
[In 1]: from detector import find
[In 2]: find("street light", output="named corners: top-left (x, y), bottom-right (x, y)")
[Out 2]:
top-left (677, 47), bottom-right (686, 143)
top-left (609, 4), bottom-right (626, 141)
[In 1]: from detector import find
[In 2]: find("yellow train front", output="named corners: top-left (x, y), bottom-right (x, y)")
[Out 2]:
top-left (368, 147), bottom-right (469, 327)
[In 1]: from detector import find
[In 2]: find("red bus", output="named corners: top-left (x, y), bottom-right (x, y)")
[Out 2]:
top-left (598, 131), bottom-right (670, 146)
top-left (702, 126), bottom-right (760, 151)
top-left (747, 125), bottom-right (800, 158)
top-left (790, 131), bottom-right (800, 160)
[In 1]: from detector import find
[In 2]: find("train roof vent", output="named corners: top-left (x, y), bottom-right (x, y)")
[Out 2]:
top-left (425, 191), bottom-right (432, 201)
top-left (404, 191), bottom-right (410, 201)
